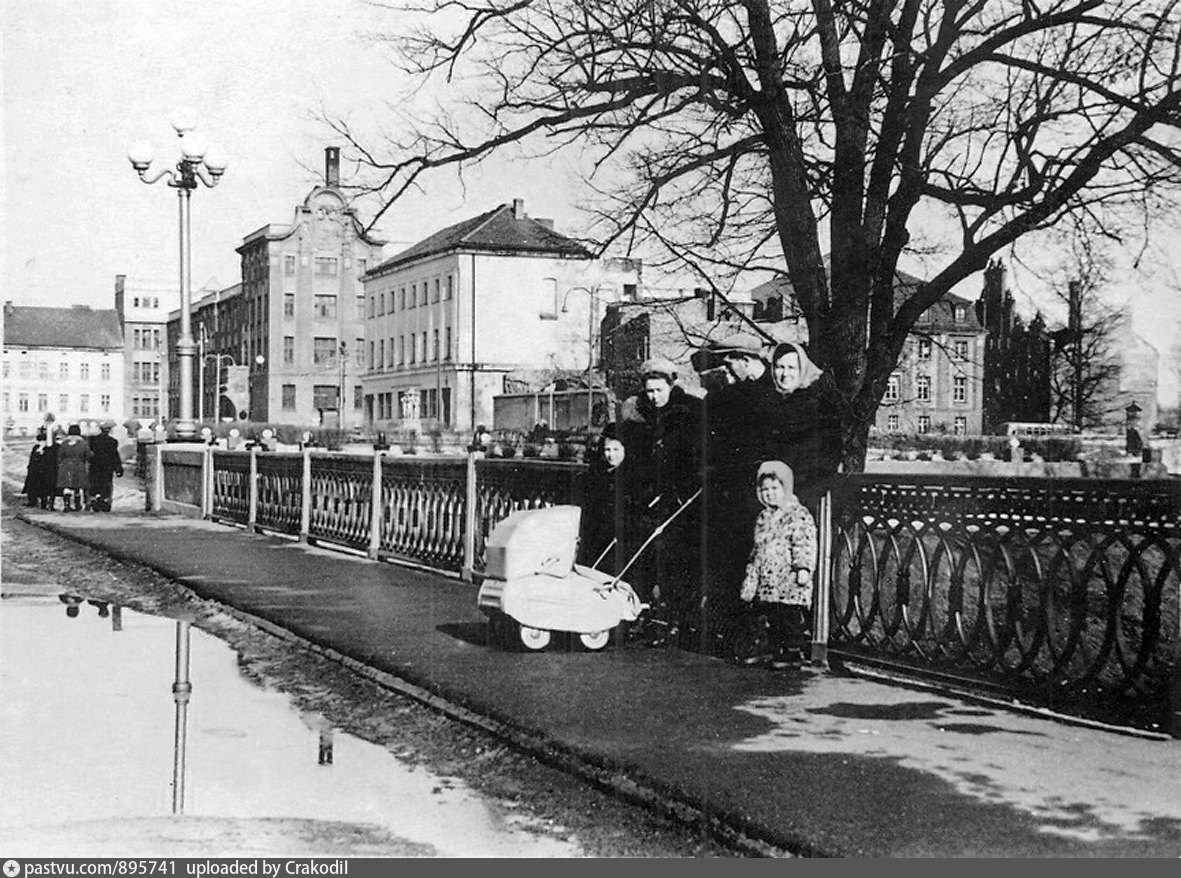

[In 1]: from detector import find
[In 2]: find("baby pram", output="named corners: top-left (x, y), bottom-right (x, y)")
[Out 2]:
top-left (477, 490), bottom-right (702, 652)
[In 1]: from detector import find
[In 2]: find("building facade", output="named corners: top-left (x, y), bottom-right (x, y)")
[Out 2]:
top-left (115, 275), bottom-right (170, 425)
top-left (2, 301), bottom-right (125, 435)
top-left (164, 148), bottom-right (384, 428)
top-left (362, 198), bottom-right (639, 433)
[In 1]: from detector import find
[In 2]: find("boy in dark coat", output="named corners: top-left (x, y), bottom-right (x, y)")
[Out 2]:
top-left (86, 421), bottom-right (124, 512)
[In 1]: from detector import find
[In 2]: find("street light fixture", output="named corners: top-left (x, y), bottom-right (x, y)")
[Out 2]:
top-left (128, 109), bottom-right (228, 441)
top-left (560, 285), bottom-right (600, 430)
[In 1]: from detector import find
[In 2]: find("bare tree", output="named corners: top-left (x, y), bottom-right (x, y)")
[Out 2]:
top-left (331, 0), bottom-right (1181, 471)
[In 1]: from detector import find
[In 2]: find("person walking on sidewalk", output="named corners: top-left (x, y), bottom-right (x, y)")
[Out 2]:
top-left (87, 420), bottom-right (123, 512)
top-left (736, 461), bottom-right (817, 669)
top-left (55, 423), bottom-right (92, 512)
top-left (21, 428), bottom-right (58, 509)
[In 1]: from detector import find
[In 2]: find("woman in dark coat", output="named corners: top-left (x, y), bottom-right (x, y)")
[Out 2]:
top-left (55, 424), bottom-right (92, 512)
top-left (578, 427), bottom-right (630, 575)
top-left (758, 342), bottom-right (843, 512)
top-left (616, 358), bottom-right (704, 640)
top-left (21, 429), bottom-right (58, 509)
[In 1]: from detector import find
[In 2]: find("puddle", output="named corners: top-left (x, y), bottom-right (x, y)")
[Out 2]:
top-left (0, 596), bottom-right (581, 856)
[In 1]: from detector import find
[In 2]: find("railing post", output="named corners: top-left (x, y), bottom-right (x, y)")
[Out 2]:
top-left (153, 443), bottom-right (165, 513)
top-left (201, 444), bottom-right (213, 518)
top-left (1171, 584), bottom-right (1181, 738)
top-left (461, 449), bottom-right (478, 582)
top-left (248, 446), bottom-right (259, 532)
top-left (811, 489), bottom-right (833, 669)
top-left (368, 449), bottom-right (383, 560)
top-left (299, 448), bottom-right (312, 543)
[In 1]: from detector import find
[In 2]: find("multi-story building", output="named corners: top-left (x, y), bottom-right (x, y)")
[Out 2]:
top-left (115, 275), bottom-right (170, 426)
top-left (2, 301), bottom-right (125, 435)
top-left (164, 148), bottom-right (384, 427)
top-left (362, 198), bottom-right (640, 432)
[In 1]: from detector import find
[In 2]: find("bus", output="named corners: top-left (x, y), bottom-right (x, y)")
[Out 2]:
top-left (998, 421), bottom-right (1071, 439)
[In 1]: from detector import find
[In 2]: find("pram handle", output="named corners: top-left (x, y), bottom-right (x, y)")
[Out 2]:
top-left (609, 488), bottom-right (702, 589)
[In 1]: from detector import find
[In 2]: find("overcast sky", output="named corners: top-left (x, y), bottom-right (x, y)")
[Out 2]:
top-left (3, 0), bottom-right (1177, 403)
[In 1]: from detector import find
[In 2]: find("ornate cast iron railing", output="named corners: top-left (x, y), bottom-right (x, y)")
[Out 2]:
top-left (210, 451), bottom-right (250, 521)
top-left (308, 455), bottom-right (373, 549)
top-left (256, 454), bottom-right (303, 536)
top-left (377, 458), bottom-right (468, 570)
top-left (473, 459), bottom-right (584, 566)
top-left (827, 475), bottom-right (1181, 734)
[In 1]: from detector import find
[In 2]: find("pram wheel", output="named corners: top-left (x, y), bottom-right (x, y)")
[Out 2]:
top-left (518, 625), bottom-right (552, 651)
top-left (579, 630), bottom-right (611, 651)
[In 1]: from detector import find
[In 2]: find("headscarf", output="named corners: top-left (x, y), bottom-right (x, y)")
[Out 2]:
top-left (756, 460), bottom-right (794, 503)
top-left (770, 342), bottom-right (823, 394)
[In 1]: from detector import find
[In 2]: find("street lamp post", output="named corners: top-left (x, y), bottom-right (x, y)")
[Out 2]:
top-left (128, 110), bottom-right (228, 441)
top-left (561, 286), bottom-right (600, 430)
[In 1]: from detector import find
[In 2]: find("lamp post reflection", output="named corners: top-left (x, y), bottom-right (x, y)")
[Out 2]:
top-left (171, 620), bottom-right (192, 814)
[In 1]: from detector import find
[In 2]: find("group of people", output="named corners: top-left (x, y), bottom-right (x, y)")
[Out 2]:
top-left (21, 421), bottom-right (125, 513)
top-left (580, 339), bottom-right (842, 667)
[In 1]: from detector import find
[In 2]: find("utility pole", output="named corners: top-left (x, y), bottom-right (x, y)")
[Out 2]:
top-left (1069, 280), bottom-right (1083, 431)
top-left (339, 340), bottom-right (347, 431)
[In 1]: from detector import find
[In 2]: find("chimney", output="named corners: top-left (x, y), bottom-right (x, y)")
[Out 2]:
top-left (325, 147), bottom-right (341, 187)
top-left (512, 197), bottom-right (525, 219)
top-left (4, 300), bottom-right (13, 318)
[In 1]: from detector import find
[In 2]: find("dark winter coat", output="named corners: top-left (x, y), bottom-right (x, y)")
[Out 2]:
top-left (55, 436), bottom-right (92, 492)
top-left (22, 443), bottom-right (58, 503)
top-left (750, 374), bottom-right (843, 510)
top-left (87, 432), bottom-right (124, 498)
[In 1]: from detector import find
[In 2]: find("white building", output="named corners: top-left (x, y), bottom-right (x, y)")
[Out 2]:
top-left (361, 198), bottom-right (639, 432)
top-left (2, 301), bottom-right (125, 436)
top-left (115, 275), bottom-right (171, 425)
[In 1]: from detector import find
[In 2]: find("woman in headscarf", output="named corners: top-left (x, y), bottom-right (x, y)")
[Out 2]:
top-left (758, 341), bottom-right (843, 512)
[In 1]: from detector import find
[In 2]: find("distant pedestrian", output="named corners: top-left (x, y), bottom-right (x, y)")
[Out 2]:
top-left (55, 424), bottom-right (92, 512)
top-left (87, 420), bottom-right (123, 512)
top-left (21, 428), bottom-right (58, 509)
top-left (735, 461), bottom-right (817, 669)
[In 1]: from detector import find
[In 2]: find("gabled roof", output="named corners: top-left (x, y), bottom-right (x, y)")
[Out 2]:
top-left (3, 306), bottom-right (123, 350)
top-left (370, 201), bottom-right (592, 275)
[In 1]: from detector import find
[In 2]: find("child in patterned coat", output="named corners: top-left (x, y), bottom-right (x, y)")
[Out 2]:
top-left (738, 460), bottom-right (818, 668)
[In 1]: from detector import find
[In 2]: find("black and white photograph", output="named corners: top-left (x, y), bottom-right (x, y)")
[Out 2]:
top-left (2, 0), bottom-right (1180, 859)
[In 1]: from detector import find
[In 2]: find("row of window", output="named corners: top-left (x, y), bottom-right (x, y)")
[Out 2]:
top-left (131, 396), bottom-right (161, 418)
top-left (371, 387), bottom-right (452, 423)
top-left (885, 373), bottom-right (970, 404)
top-left (915, 338), bottom-right (971, 362)
top-left (279, 384), bottom-right (364, 411)
top-left (369, 329), bottom-right (452, 370)
top-left (3, 392), bottom-right (112, 414)
top-left (369, 275), bottom-right (455, 318)
top-left (132, 328), bottom-right (163, 350)
top-left (279, 337), bottom-right (365, 367)
top-left (131, 296), bottom-right (160, 309)
top-left (282, 255), bottom-right (369, 278)
top-left (885, 414), bottom-right (969, 435)
top-left (281, 293), bottom-right (368, 321)
top-left (4, 360), bottom-right (114, 381)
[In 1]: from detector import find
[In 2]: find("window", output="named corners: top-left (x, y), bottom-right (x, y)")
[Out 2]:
top-left (282, 384), bottom-right (296, 410)
top-left (379, 339), bottom-right (385, 368)
top-left (953, 304), bottom-right (967, 323)
top-left (59, 394), bottom-right (68, 412)
top-left (887, 414), bottom-right (900, 432)
top-left (421, 332), bottom-right (428, 362)
top-left (356, 296), bottom-right (365, 321)
top-left (431, 278), bottom-right (440, 303)
top-left (37, 394), bottom-right (48, 412)
top-left (368, 341), bottom-right (374, 370)
top-left (2, 393), bottom-right (8, 412)
top-left (356, 258), bottom-right (367, 277)
top-left (283, 336), bottom-right (294, 365)
top-left (100, 394), bottom-right (110, 413)
top-left (917, 338), bottom-right (932, 361)
top-left (80, 363), bottom-right (90, 380)
top-left (409, 334), bottom-right (416, 364)
top-left (355, 339), bottom-right (364, 366)
top-left (953, 339), bottom-right (969, 362)
top-left (284, 255), bottom-right (297, 276)
top-left (420, 283), bottom-right (428, 306)
top-left (399, 288), bottom-right (406, 310)
top-left (313, 337), bottom-right (337, 366)
top-left (354, 384), bottom-right (363, 411)
top-left (313, 385), bottom-right (339, 410)
top-left (313, 295), bottom-right (337, 318)
top-left (953, 374), bottom-right (967, 403)
top-left (954, 416), bottom-right (966, 436)
top-left (917, 415), bottom-right (930, 434)
top-left (2, 361), bottom-right (8, 378)
top-left (18, 393), bottom-right (28, 412)
top-left (101, 363), bottom-right (110, 381)
top-left (59, 362), bottom-right (69, 379)
top-left (79, 394), bottom-right (89, 413)
top-left (367, 295), bottom-right (375, 319)
top-left (445, 276), bottom-right (453, 300)
top-left (284, 294), bottom-right (295, 317)
top-left (432, 329), bottom-right (440, 361)
top-left (445, 327), bottom-right (452, 361)
top-left (409, 284), bottom-right (417, 309)
top-left (314, 257), bottom-right (338, 277)
top-left (916, 374), bottom-right (931, 402)
top-left (885, 374), bottom-right (900, 402)
top-left (38, 362), bottom-right (49, 380)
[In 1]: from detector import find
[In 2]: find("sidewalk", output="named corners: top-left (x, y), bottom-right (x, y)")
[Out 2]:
top-left (21, 504), bottom-right (1181, 857)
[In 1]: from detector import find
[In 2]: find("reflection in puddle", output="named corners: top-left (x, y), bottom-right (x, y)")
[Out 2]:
top-left (0, 597), bottom-right (580, 856)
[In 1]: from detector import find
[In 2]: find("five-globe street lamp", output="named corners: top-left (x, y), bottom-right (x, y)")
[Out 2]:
top-left (128, 109), bottom-right (228, 441)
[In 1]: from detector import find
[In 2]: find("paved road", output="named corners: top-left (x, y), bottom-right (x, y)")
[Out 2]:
top-left (16, 495), bottom-right (1181, 857)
